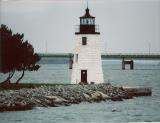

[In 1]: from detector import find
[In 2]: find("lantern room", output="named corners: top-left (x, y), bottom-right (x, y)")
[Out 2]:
top-left (76, 7), bottom-right (100, 34)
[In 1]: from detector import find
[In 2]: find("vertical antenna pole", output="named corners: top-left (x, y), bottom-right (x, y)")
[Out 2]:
top-left (149, 42), bottom-right (151, 55)
top-left (87, 0), bottom-right (88, 8)
top-left (106, 41), bottom-right (107, 54)
top-left (45, 41), bottom-right (47, 54)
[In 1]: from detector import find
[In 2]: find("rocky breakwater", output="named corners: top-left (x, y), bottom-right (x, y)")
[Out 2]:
top-left (0, 83), bottom-right (132, 112)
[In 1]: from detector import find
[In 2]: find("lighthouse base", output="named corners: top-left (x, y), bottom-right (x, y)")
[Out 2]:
top-left (71, 60), bottom-right (104, 84)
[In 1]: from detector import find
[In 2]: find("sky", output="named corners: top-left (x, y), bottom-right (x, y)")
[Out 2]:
top-left (0, 0), bottom-right (160, 54)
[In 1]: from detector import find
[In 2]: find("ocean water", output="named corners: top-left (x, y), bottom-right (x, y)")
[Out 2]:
top-left (0, 58), bottom-right (160, 122)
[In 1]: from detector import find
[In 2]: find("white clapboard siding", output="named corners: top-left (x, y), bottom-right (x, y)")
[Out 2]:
top-left (71, 34), bottom-right (104, 84)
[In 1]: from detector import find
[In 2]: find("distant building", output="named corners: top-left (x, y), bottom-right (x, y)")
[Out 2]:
top-left (71, 6), bottom-right (104, 84)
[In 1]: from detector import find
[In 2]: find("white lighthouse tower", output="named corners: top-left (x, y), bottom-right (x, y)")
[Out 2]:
top-left (71, 6), bottom-right (104, 84)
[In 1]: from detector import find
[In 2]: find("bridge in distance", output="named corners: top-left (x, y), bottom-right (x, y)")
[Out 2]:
top-left (39, 53), bottom-right (160, 60)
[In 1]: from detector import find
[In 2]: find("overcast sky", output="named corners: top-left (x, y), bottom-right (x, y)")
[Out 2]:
top-left (1, 0), bottom-right (160, 54)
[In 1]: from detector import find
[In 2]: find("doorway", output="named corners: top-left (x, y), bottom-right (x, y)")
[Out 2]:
top-left (81, 70), bottom-right (87, 83)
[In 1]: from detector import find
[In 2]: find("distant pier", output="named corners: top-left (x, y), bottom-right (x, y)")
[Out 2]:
top-left (122, 58), bottom-right (134, 70)
top-left (122, 86), bottom-right (152, 96)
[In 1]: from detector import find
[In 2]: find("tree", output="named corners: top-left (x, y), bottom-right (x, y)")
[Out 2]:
top-left (0, 24), bottom-right (41, 84)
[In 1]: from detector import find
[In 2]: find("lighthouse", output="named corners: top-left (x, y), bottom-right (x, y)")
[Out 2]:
top-left (71, 6), bottom-right (104, 84)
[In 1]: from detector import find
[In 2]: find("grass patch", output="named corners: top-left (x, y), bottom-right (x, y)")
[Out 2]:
top-left (0, 83), bottom-right (71, 90)
top-left (29, 83), bottom-right (70, 87)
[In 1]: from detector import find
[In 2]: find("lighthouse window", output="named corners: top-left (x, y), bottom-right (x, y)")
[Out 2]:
top-left (91, 19), bottom-right (93, 25)
top-left (81, 19), bottom-right (85, 25)
top-left (89, 19), bottom-right (92, 24)
top-left (82, 37), bottom-right (87, 45)
top-left (88, 19), bottom-right (91, 24)
top-left (84, 19), bottom-right (87, 24)
top-left (91, 19), bottom-right (93, 24)
top-left (80, 19), bottom-right (82, 24)
top-left (89, 19), bottom-right (93, 25)
top-left (86, 19), bottom-right (89, 24)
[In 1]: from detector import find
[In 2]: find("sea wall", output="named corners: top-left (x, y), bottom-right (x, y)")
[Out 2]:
top-left (0, 83), bottom-right (133, 112)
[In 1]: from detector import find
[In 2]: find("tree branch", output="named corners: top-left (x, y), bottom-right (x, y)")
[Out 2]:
top-left (16, 69), bottom-right (25, 84)
top-left (9, 71), bottom-right (15, 82)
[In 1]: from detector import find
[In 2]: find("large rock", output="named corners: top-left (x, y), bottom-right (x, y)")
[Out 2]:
top-left (90, 91), bottom-right (103, 102)
top-left (83, 93), bottom-right (91, 101)
top-left (45, 96), bottom-right (69, 104)
top-left (98, 91), bottom-right (110, 100)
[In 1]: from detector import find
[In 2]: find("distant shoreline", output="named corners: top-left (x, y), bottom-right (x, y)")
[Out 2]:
top-left (38, 53), bottom-right (160, 60)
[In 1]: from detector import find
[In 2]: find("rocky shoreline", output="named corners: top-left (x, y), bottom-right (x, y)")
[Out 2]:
top-left (0, 83), bottom-right (133, 112)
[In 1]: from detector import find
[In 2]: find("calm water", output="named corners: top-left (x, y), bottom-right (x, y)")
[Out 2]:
top-left (0, 58), bottom-right (160, 122)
